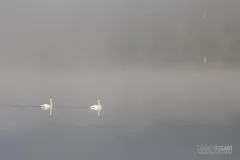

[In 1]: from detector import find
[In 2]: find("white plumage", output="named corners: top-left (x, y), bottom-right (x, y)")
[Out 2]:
top-left (90, 100), bottom-right (102, 116)
top-left (40, 98), bottom-right (53, 116)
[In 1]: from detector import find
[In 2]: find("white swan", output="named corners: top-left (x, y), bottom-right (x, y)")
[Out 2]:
top-left (40, 98), bottom-right (53, 116)
top-left (90, 100), bottom-right (102, 116)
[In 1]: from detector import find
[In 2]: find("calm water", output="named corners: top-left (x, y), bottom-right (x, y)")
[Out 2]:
top-left (0, 67), bottom-right (238, 160)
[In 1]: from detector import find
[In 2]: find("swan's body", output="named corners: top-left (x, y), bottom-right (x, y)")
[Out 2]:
top-left (40, 98), bottom-right (53, 116)
top-left (90, 100), bottom-right (102, 116)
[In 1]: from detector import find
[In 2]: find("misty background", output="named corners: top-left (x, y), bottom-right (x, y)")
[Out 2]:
top-left (0, 0), bottom-right (238, 159)
top-left (0, 0), bottom-right (240, 69)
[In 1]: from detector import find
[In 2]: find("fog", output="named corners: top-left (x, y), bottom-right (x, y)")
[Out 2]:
top-left (1, 0), bottom-right (240, 68)
top-left (0, 0), bottom-right (239, 159)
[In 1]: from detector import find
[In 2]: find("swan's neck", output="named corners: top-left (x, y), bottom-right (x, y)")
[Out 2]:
top-left (98, 100), bottom-right (101, 107)
top-left (50, 98), bottom-right (52, 107)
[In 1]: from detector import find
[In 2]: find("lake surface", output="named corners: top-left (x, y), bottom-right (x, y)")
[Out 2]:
top-left (0, 67), bottom-right (238, 160)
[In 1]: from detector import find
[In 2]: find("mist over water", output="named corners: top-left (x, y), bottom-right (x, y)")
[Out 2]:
top-left (0, 0), bottom-right (239, 159)
top-left (0, 67), bottom-right (238, 160)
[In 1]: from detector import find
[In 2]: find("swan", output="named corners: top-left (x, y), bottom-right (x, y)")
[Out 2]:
top-left (40, 98), bottom-right (53, 116)
top-left (90, 100), bottom-right (102, 116)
